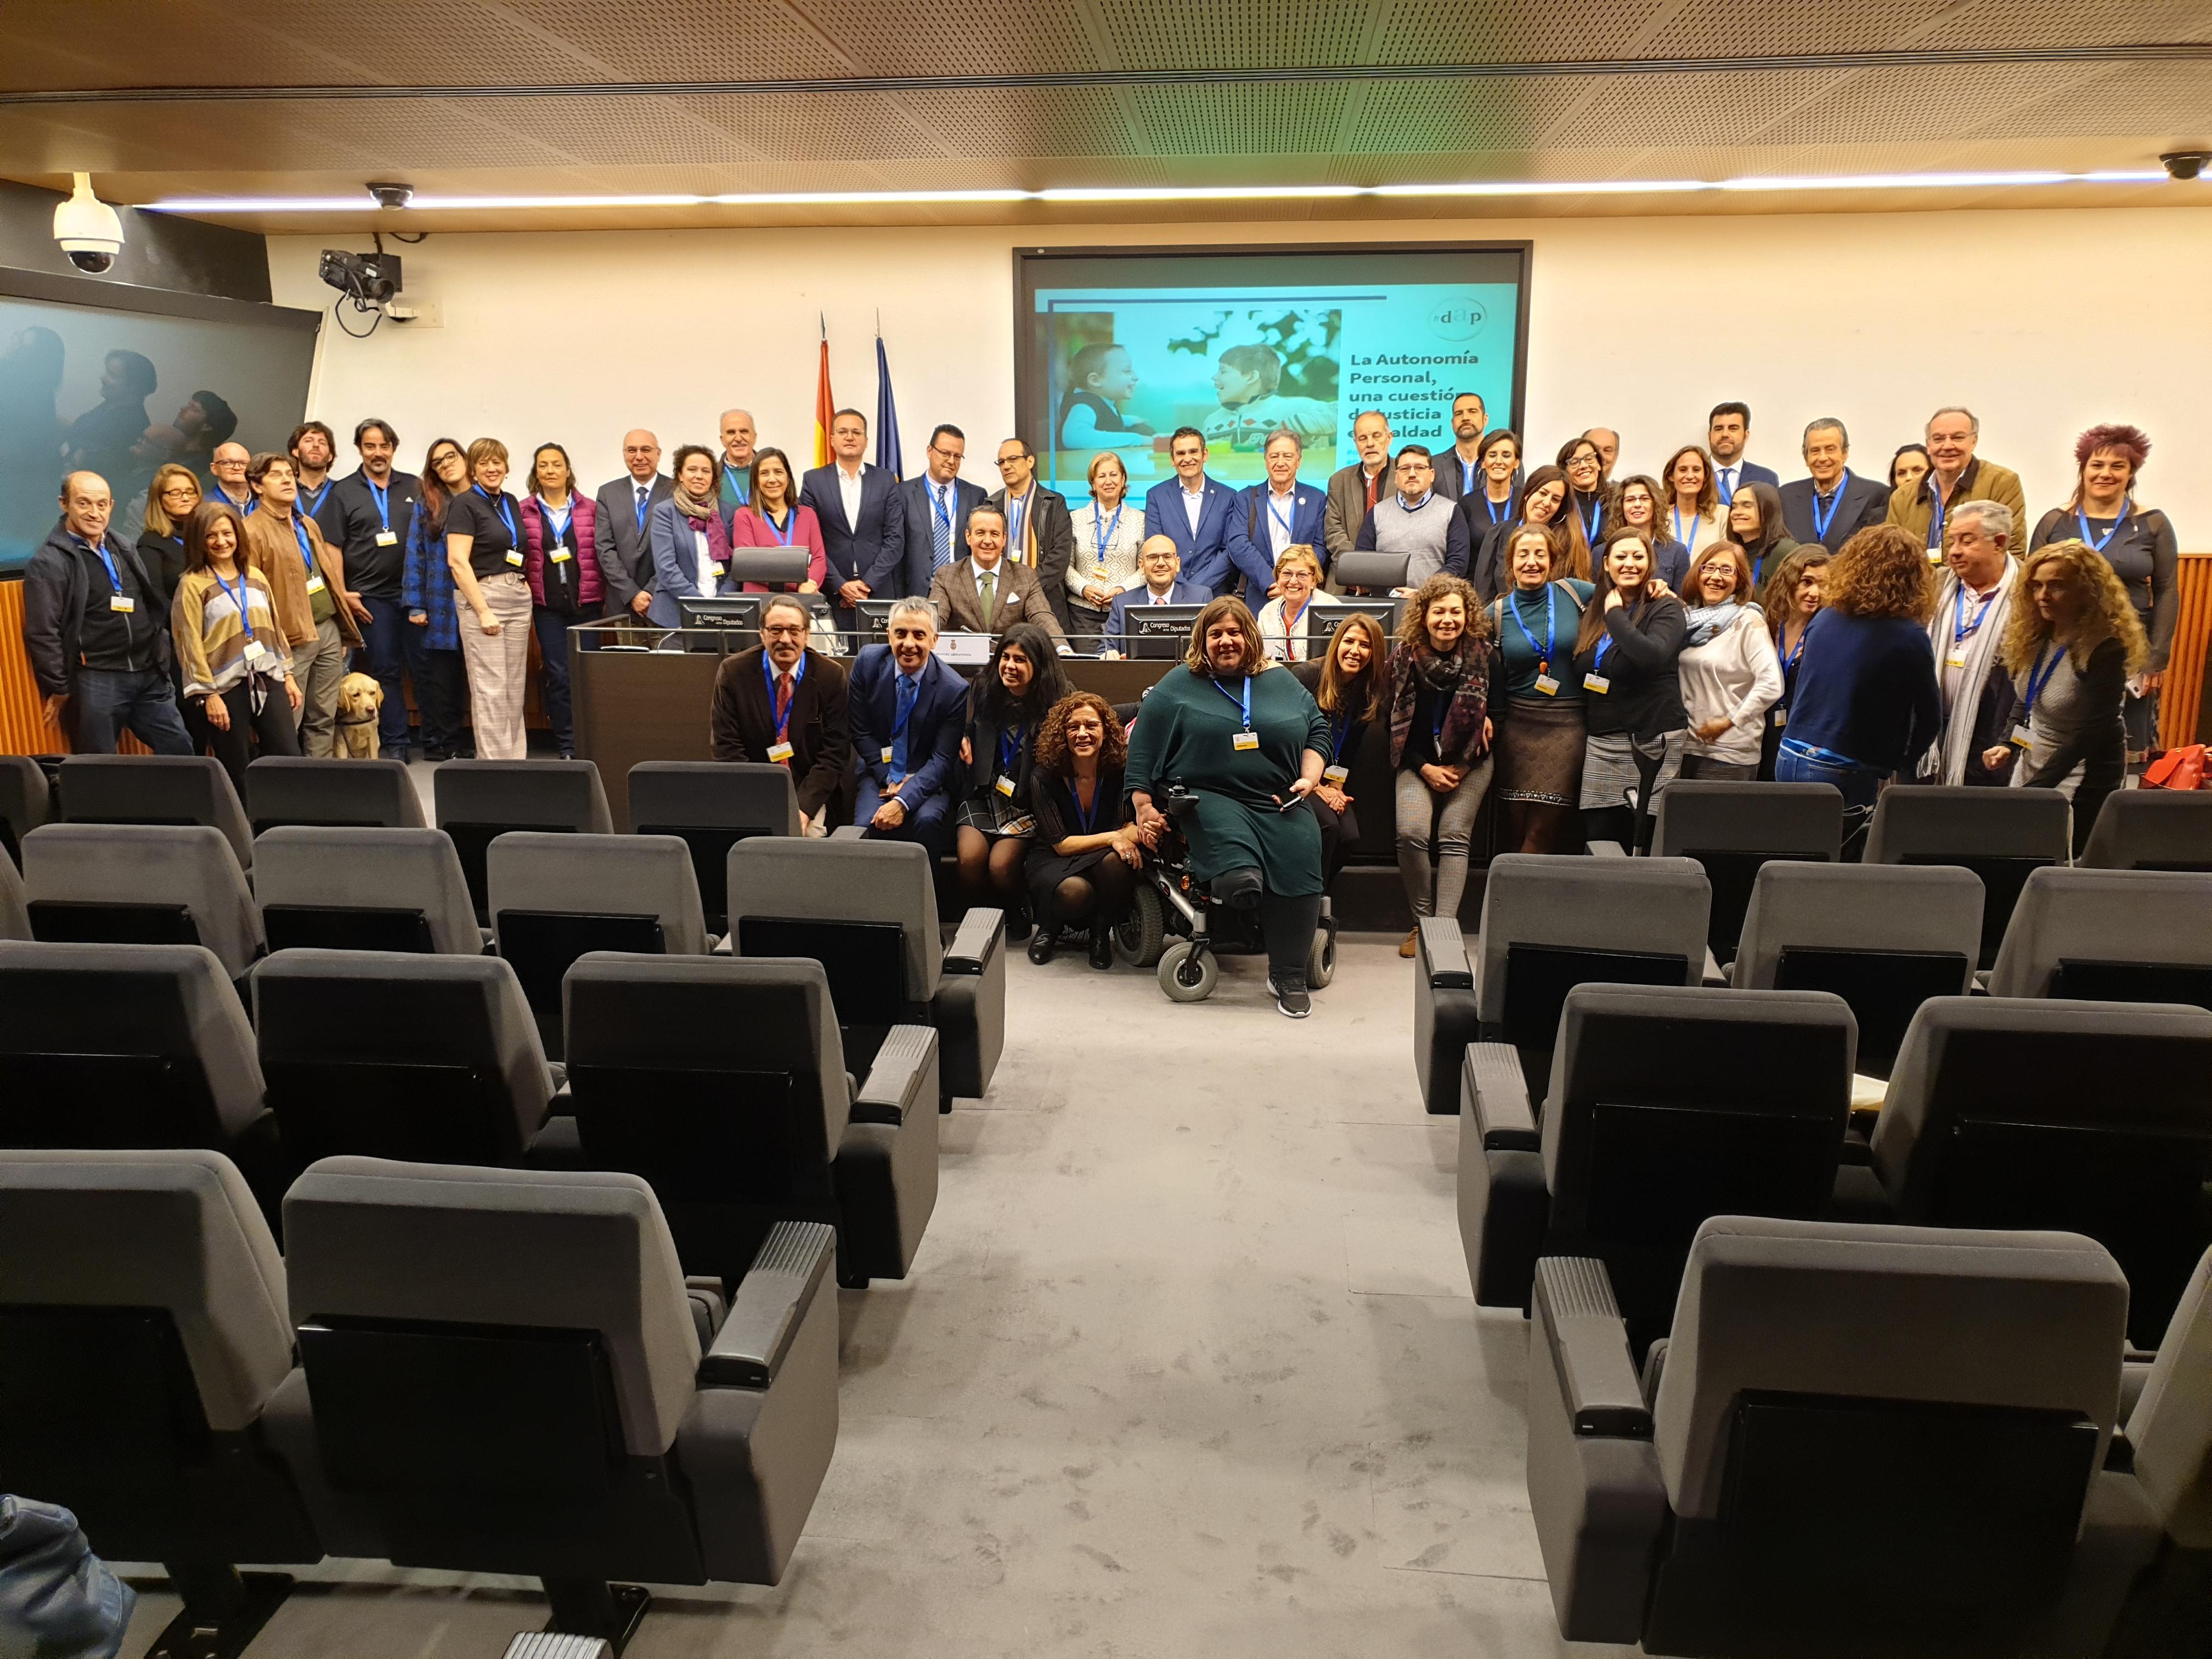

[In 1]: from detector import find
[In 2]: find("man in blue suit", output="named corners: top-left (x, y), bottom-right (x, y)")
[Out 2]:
top-left (1141, 426), bottom-right (1237, 596)
top-left (1707, 401), bottom-right (1780, 504)
top-left (1102, 535), bottom-right (1211, 656)
top-left (1777, 416), bottom-right (1891, 553)
top-left (849, 599), bottom-right (966, 857)
top-left (895, 422), bottom-right (987, 599)
top-left (800, 407), bottom-right (907, 638)
top-left (1224, 427), bottom-right (1327, 597)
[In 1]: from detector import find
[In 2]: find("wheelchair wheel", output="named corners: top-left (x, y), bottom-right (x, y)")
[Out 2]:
top-left (1158, 940), bottom-right (1217, 1002)
top-left (1306, 924), bottom-right (1335, 990)
top-left (1115, 883), bottom-right (1167, 968)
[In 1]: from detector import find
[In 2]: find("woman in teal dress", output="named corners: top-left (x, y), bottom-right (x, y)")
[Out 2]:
top-left (1126, 596), bottom-right (1333, 1018)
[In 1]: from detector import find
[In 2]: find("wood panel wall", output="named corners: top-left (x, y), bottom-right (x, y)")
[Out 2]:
top-left (2161, 552), bottom-right (2212, 750)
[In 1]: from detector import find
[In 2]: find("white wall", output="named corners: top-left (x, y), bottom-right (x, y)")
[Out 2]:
top-left (269, 207), bottom-right (2212, 534)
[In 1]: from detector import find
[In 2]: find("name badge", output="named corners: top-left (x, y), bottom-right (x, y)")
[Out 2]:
top-left (881, 745), bottom-right (895, 764)
top-left (2011, 724), bottom-right (2035, 749)
top-left (505, 551), bottom-right (524, 567)
top-left (995, 775), bottom-right (1017, 797)
top-left (710, 562), bottom-right (726, 578)
top-left (1928, 550), bottom-right (1945, 564)
top-left (1771, 708), bottom-right (1788, 729)
top-left (1233, 730), bottom-right (1260, 752)
top-left (241, 639), bottom-right (268, 663)
top-left (304, 574), bottom-right (327, 594)
top-left (1945, 653), bottom-right (1966, 669)
top-left (1322, 764), bottom-right (1348, 785)
top-left (1533, 673), bottom-right (1560, 696)
top-left (551, 550), bottom-right (573, 563)
top-left (768, 741), bottom-right (795, 764)
top-left (375, 529), bottom-right (400, 546)
top-left (1583, 673), bottom-right (1611, 695)
top-left (108, 594), bottom-right (136, 613)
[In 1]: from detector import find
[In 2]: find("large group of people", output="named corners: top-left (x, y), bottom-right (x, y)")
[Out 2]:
top-left (18, 393), bottom-right (2179, 997)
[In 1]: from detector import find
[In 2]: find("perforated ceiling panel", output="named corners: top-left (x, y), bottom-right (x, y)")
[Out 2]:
top-left (518, 0), bottom-right (863, 80)
top-left (786, 0), bottom-right (1103, 75)
top-left (1343, 77), bottom-right (1607, 154)
top-left (1128, 82), bottom-right (1351, 154)
top-left (1096, 0), bottom-right (1378, 70)
top-left (1639, 0), bottom-right (1971, 58)
top-left (893, 87), bottom-right (1139, 158)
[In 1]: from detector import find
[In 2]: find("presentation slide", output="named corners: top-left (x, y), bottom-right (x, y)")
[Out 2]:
top-left (1017, 245), bottom-right (1526, 508)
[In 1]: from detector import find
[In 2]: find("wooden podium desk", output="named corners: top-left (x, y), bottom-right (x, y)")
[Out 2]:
top-left (569, 627), bottom-right (1177, 830)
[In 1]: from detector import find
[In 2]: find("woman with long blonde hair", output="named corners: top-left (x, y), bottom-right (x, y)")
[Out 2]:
top-left (136, 462), bottom-right (202, 623)
top-left (1995, 540), bottom-right (2147, 855)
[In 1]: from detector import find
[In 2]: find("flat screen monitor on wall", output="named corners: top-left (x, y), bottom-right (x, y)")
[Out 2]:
top-left (1015, 243), bottom-right (1528, 512)
top-left (0, 278), bottom-right (320, 573)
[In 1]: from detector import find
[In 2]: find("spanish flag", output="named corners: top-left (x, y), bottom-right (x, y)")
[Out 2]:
top-left (812, 314), bottom-right (834, 468)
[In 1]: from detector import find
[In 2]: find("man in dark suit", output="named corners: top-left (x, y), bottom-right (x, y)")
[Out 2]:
top-left (800, 407), bottom-right (907, 641)
top-left (929, 503), bottom-right (1067, 642)
top-left (1778, 417), bottom-right (1890, 554)
top-left (986, 436), bottom-right (1074, 633)
top-left (593, 428), bottom-right (672, 632)
top-left (896, 422), bottom-right (986, 600)
top-left (1102, 535), bottom-right (1210, 656)
top-left (709, 593), bottom-right (851, 833)
top-left (1707, 401), bottom-right (1780, 504)
top-left (849, 599), bottom-right (967, 858)
top-left (1429, 392), bottom-right (1490, 502)
top-left (1224, 427), bottom-right (1327, 595)
top-left (1142, 426), bottom-right (1237, 596)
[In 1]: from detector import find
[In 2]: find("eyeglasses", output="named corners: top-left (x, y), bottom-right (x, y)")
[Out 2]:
top-left (995, 454), bottom-right (1030, 468)
top-left (159, 487), bottom-right (198, 501)
top-left (760, 623), bottom-right (808, 638)
top-left (929, 445), bottom-right (963, 462)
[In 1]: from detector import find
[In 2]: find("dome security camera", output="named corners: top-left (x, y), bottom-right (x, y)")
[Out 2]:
top-left (53, 172), bottom-right (123, 274)
top-left (2160, 151), bottom-right (2210, 181)
top-left (366, 182), bottom-right (415, 210)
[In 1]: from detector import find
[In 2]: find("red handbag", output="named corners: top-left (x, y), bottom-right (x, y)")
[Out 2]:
top-left (2143, 744), bottom-right (2208, 790)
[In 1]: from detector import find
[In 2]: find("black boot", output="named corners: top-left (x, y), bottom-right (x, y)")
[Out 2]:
top-left (1003, 905), bottom-right (1032, 944)
top-left (1087, 922), bottom-right (1115, 970)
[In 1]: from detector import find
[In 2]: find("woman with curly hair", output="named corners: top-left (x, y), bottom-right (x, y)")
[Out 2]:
top-left (2028, 424), bottom-right (2176, 768)
top-left (1756, 544), bottom-right (1830, 778)
top-left (1386, 573), bottom-right (1498, 953)
top-left (1995, 541), bottom-right (2147, 855)
top-left (1025, 691), bottom-right (1150, 969)
top-left (957, 620), bottom-right (1075, 952)
top-left (1778, 524), bottom-right (1940, 852)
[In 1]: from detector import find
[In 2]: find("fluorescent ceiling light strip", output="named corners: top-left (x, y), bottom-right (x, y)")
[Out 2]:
top-left (148, 168), bottom-right (2183, 215)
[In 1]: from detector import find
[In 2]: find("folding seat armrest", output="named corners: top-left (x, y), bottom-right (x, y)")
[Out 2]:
top-left (697, 1220), bottom-right (837, 1389)
top-left (851, 1024), bottom-right (938, 1127)
top-left (828, 823), bottom-right (866, 840)
top-left (1533, 1257), bottom-right (1651, 1438)
top-left (943, 907), bottom-right (1003, 974)
top-left (1587, 840), bottom-right (1627, 858)
top-left (1415, 919), bottom-right (1480, 1116)
top-left (1466, 1041), bottom-right (1538, 1150)
top-left (1417, 915), bottom-right (1472, 987)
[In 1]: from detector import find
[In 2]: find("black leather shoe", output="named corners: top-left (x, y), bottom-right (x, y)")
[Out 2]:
top-left (1005, 911), bottom-right (1033, 944)
top-left (1027, 932), bottom-right (1056, 966)
top-left (1087, 925), bottom-right (1115, 970)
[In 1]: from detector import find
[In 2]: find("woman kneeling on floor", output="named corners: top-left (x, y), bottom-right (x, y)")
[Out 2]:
top-left (1025, 690), bottom-right (1153, 968)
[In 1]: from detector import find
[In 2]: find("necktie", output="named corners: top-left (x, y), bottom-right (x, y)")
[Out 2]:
top-left (893, 674), bottom-right (917, 776)
top-left (1722, 467), bottom-right (1736, 500)
top-left (933, 487), bottom-right (952, 569)
top-left (978, 569), bottom-right (997, 626)
top-left (775, 672), bottom-right (793, 726)
top-left (636, 485), bottom-right (648, 509)
top-left (1365, 470), bottom-right (1379, 510)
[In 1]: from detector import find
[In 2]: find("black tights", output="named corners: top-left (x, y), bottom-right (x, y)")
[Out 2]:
top-left (1211, 866), bottom-right (1322, 976)
top-left (1039, 856), bottom-right (1135, 932)
top-left (956, 828), bottom-right (1029, 912)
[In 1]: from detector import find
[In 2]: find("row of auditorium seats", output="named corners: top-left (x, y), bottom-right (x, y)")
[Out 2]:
top-left (0, 1147), bottom-right (839, 1655)
top-left (1523, 1214), bottom-right (2212, 1657)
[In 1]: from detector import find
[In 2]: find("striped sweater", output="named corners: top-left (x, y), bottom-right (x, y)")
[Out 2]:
top-left (171, 566), bottom-right (295, 700)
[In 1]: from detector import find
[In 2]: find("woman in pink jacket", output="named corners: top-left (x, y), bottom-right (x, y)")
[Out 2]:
top-left (727, 446), bottom-right (827, 593)
top-left (517, 441), bottom-right (603, 759)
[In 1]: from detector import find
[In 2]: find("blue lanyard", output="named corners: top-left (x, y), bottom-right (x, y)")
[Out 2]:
top-left (1091, 501), bottom-right (1122, 565)
top-left (1781, 623), bottom-right (1808, 676)
top-left (366, 477), bottom-right (392, 531)
top-left (763, 650), bottom-right (805, 740)
top-left (298, 479), bottom-right (331, 518)
top-left (538, 496), bottom-right (573, 544)
top-left (1952, 581), bottom-right (1996, 646)
top-left (213, 567), bottom-right (254, 640)
top-left (1431, 687), bottom-right (1450, 746)
top-left (1213, 674), bottom-right (1253, 730)
top-left (1480, 492), bottom-right (1509, 527)
top-left (1280, 595), bottom-right (1308, 643)
top-left (242, 495), bottom-right (258, 517)
top-left (1593, 631), bottom-right (1615, 672)
top-left (998, 724), bottom-right (1024, 777)
top-left (81, 534), bottom-right (124, 595)
top-left (1266, 492), bottom-right (1297, 544)
top-left (1506, 583), bottom-right (1556, 670)
top-left (1810, 470), bottom-right (1848, 541)
top-left (1925, 473), bottom-right (1950, 550)
top-left (761, 505), bottom-right (797, 546)
top-left (1069, 773), bottom-right (1104, 834)
top-left (474, 485), bottom-right (516, 544)
top-left (1576, 498), bottom-right (1602, 544)
top-left (2019, 643), bottom-right (2064, 719)
top-left (930, 486), bottom-right (954, 531)
top-left (723, 462), bottom-right (749, 506)
top-left (1006, 491), bottom-right (1029, 552)
top-left (1672, 506), bottom-right (1701, 556)
top-left (2077, 502), bottom-right (2129, 553)
top-left (1329, 711), bottom-right (1352, 762)
top-left (1461, 457), bottom-right (1479, 497)
top-left (289, 516), bottom-right (315, 576)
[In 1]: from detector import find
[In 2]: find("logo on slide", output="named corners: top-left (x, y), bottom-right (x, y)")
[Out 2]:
top-left (1428, 299), bottom-right (1487, 342)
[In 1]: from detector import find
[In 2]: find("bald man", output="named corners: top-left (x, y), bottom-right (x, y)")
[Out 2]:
top-left (592, 429), bottom-right (670, 624)
top-left (206, 441), bottom-right (253, 511)
top-left (717, 408), bottom-right (758, 523)
top-left (23, 471), bottom-right (193, 753)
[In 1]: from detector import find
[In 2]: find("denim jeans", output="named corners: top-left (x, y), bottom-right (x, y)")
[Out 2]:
top-left (530, 602), bottom-right (602, 753)
top-left (69, 667), bottom-right (193, 755)
top-left (1776, 739), bottom-right (1883, 858)
top-left (352, 594), bottom-right (415, 752)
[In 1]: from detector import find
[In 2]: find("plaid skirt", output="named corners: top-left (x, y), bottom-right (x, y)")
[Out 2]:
top-left (1579, 729), bottom-right (1686, 811)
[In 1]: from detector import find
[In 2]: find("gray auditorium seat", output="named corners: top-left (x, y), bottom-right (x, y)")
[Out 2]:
top-left (0, 753), bottom-right (49, 868)
top-left (0, 941), bottom-right (271, 1167)
top-left (1987, 866), bottom-right (2212, 1008)
top-left (2080, 788), bottom-right (2212, 872)
top-left (1865, 784), bottom-right (2073, 968)
top-left (1732, 862), bottom-right (1982, 1076)
top-left (253, 825), bottom-right (483, 955)
top-left (627, 761), bottom-right (799, 934)
top-left (0, 1149), bottom-right (321, 1656)
top-left (562, 953), bottom-right (939, 1288)
top-left (1651, 780), bottom-right (1841, 962)
top-left (726, 837), bottom-right (1003, 1111)
top-left (1458, 983), bottom-right (1853, 1326)
top-left (433, 759), bottom-right (614, 921)
top-left (264, 1156), bottom-right (838, 1644)
top-left (245, 755), bottom-right (426, 833)
top-left (1414, 853), bottom-right (1709, 1116)
top-left (22, 822), bottom-right (264, 979)
top-left (1527, 1216), bottom-right (2160, 1654)
top-left (1865, 996), bottom-right (2212, 1346)
top-left (58, 752), bottom-right (256, 869)
top-left (0, 848), bottom-right (26, 941)
top-left (252, 949), bottom-right (555, 1170)
top-left (490, 831), bottom-right (707, 1056)
top-left (2106, 1246), bottom-right (2212, 1657)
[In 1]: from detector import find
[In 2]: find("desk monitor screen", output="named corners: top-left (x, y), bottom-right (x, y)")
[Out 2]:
top-left (1122, 603), bottom-right (1205, 661)
top-left (856, 599), bottom-right (899, 638)
top-left (1315, 596), bottom-right (1406, 640)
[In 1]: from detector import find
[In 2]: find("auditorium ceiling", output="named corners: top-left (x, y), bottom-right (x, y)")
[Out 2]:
top-left (3, 0), bottom-right (2209, 229)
